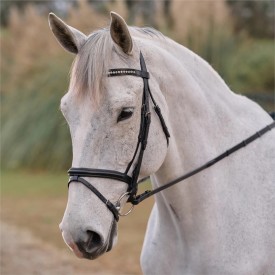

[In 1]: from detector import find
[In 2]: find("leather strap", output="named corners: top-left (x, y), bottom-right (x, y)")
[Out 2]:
top-left (68, 176), bottom-right (120, 221)
top-left (108, 54), bottom-right (170, 145)
top-left (131, 121), bottom-right (275, 205)
top-left (68, 168), bottom-right (132, 184)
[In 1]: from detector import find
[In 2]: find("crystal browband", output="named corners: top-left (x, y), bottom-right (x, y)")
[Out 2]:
top-left (108, 68), bottom-right (150, 79)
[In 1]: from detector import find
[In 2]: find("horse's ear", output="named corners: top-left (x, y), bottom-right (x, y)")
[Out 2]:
top-left (110, 12), bottom-right (133, 54)
top-left (48, 13), bottom-right (87, 54)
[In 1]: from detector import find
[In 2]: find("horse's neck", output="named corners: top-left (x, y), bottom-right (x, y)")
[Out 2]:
top-left (151, 41), bottom-right (271, 227)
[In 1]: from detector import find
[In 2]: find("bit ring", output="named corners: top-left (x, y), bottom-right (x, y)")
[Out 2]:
top-left (115, 192), bottom-right (134, 216)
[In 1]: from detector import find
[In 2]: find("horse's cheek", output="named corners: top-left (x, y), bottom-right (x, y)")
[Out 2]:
top-left (114, 127), bottom-right (136, 166)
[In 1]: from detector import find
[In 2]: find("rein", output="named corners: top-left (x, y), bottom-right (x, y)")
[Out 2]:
top-left (131, 121), bottom-right (275, 205)
top-left (68, 51), bottom-right (275, 222)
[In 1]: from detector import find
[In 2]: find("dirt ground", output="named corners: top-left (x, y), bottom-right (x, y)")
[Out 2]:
top-left (1, 172), bottom-right (154, 275)
top-left (1, 222), bottom-right (114, 275)
top-left (0, 221), bottom-right (116, 275)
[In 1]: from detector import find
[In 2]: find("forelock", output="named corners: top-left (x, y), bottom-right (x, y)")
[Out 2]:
top-left (70, 28), bottom-right (113, 104)
top-left (69, 26), bottom-right (164, 105)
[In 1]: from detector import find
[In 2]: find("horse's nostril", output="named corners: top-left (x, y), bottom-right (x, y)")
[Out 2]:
top-left (86, 231), bottom-right (102, 249)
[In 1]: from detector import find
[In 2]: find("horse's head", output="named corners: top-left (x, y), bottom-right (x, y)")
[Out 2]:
top-left (49, 12), bottom-right (169, 259)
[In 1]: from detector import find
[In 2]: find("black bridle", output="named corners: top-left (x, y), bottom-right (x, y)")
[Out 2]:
top-left (68, 51), bottom-right (275, 222)
top-left (68, 52), bottom-right (170, 221)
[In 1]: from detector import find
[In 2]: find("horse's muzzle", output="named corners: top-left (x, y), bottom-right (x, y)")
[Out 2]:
top-left (60, 220), bottom-right (117, 260)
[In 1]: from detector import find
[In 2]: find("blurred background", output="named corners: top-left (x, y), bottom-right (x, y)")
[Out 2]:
top-left (1, 0), bottom-right (274, 274)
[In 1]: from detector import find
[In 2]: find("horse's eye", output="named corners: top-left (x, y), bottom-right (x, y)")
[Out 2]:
top-left (117, 107), bottom-right (134, 122)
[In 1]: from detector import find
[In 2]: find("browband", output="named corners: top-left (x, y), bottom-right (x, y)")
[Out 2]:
top-left (108, 69), bottom-right (149, 79)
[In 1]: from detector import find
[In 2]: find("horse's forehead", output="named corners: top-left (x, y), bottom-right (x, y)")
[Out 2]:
top-left (64, 66), bottom-right (144, 114)
top-left (105, 75), bottom-right (144, 101)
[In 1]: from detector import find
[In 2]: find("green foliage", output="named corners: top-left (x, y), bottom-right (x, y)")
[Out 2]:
top-left (1, 57), bottom-right (73, 170)
top-left (184, 22), bottom-right (274, 110)
top-left (1, 4), bottom-right (274, 171)
top-left (226, 0), bottom-right (274, 39)
top-left (1, 170), bottom-right (67, 197)
top-left (223, 40), bottom-right (274, 93)
top-left (186, 22), bottom-right (237, 80)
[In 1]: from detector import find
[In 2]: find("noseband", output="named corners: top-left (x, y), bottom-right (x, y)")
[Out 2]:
top-left (67, 52), bottom-right (275, 222)
top-left (68, 52), bottom-right (170, 222)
